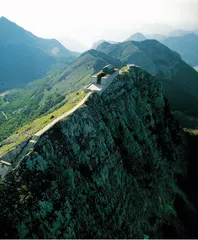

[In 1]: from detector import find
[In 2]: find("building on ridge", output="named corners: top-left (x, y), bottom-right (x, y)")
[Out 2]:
top-left (90, 64), bottom-right (119, 86)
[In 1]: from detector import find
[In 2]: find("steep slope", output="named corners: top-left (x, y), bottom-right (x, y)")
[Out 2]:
top-left (0, 49), bottom-right (121, 142)
top-left (97, 40), bottom-right (198, 127)
top-left (126, 32), bottom-right (147, 42)
top-left (162, 33), bottom-right (198, 66)
top-left (0, 17), bottom-right (78, 92)
top-left (1, 66), bottom-right (197, 239)
top-left (56, 49), bottom-right (121, 88)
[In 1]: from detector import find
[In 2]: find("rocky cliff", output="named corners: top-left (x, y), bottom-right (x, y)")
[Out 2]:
top-left (0, 66), bottom-right (196, 239)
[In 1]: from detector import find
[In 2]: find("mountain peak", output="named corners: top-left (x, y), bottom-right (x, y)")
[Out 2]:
top-left (126, 32), bottom-right (147, 42)
top-left (0, 16), bottom-right (16, 26)
top-left (91, 39), bottom-right (117, 49)
top-left (0, 16), bottom-right (9, 21)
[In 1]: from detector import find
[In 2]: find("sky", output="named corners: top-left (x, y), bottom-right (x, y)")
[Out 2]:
top-left (0, 0), bottom-right (198, 48)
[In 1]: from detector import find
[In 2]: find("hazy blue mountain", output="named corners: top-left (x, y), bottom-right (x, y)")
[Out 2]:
top-left (0, 17), bottom-right (78, 92)
top-left (91, 40), bottom-right (117, 49)
top-left (168, 29), bottom-right (192, 37)
top-left (163, 33), bottom-right (198, 66)
top-left (146, 33), bottom-right (166, 42)
top-left (97, 40), bottom-right (198, 127)
top-left (126, 32), bottom-right (147, 42)
top-left (135, 23), bottom-right (174, 35)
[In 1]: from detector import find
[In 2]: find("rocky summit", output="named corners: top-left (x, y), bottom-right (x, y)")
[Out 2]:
top-left (0, 66), bottom-right (196, 238)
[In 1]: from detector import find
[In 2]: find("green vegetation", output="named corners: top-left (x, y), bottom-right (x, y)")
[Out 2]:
top-left (0, 91), bottom-right (87, 155)
top-left (0, 63), bottom-right (91, 144)
top-left (184, 128), bottom-right (198, 136)
top-left (0, 49), bottom-right (120, 153)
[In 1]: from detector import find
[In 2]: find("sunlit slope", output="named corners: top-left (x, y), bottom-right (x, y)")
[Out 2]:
top-left (0, 49), bottom-right (121, 142)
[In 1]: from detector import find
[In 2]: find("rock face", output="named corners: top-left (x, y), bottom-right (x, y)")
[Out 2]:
top-left (0, 66), bottom-right (195, 239)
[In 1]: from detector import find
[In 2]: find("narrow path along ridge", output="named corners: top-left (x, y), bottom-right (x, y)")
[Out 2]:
top-left (13, 92), bottom-right (92, 169)
top-left (0, 92), bottom-right (92, 176)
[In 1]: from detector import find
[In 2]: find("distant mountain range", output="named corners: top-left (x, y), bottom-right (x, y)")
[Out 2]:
top-left (97, 40), bottom-right (198, 127)
top-left (125, 32), bottom-right (167, 42)
top-left (91, 40), bottom-right (117, 50)
top-left (0, 17), bottom-right (79, 92)
top-left (168, 29), bottom-right (192, 37)
top-left (134, 23), bottom-right (174, 36)
top-left (162, 33), bottom-right (198, 67)
top-left (126, 32), bottom-right (147, 42)
top-left (124, 30), bottom-right (198, 67)
top-left (145, 33), bottom-right (166, 42)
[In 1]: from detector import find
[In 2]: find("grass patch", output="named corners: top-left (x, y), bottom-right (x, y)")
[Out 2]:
top-left (183, 128), bottom-right (198, 136)
top-left (0, 91), bottom-right (87, 155)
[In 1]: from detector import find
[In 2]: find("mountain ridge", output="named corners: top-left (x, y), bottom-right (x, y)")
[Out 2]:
top-left (0, 17), bottom-right (78, 92)
top-left (96, 39), bottom-right (198, 127)
top-left (126, 32), bottom-right (147, 42)
top-left (162, 33), bottom-right (198, 67)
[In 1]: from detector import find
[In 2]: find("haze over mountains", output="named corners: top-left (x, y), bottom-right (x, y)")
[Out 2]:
top-left (125, 30), bottom-right (198, 67)
top-left (163, 33), bottom-right (198, 67)
top-left (58, 36), bottom-right (88, 53)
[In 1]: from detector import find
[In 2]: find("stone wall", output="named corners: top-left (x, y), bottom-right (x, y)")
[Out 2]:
top-left (90, 76), bottom-right (98, 84)
top-left (101, 69), bottom-right (119, 85)
top-left (0, 138), bottom-right (30, 178)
